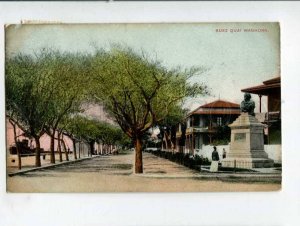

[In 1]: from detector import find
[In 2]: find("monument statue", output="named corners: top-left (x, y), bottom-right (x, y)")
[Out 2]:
top-left (221, 92), bottom-right (274, 169)
top-left (240, 93), bottom-right (255, 116)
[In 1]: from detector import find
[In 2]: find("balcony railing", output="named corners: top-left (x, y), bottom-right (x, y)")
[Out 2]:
top-left (179, 126), bottom-right (217, 135)
top-left (265, 111), bottom-right (280, 123)
top-left (176, 131), bottom-right (182, 138)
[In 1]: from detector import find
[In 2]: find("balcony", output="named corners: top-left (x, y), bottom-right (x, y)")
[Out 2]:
top-left (186, 126), bottom-right (217, 134)
top-left (176, 131), bottom-right (182, 138)
top-left (265, 111), bottom-right (280, 123)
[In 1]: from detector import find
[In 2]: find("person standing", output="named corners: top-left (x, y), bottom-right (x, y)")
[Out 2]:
top-left (210, 146), bottom-right (220, 172)
top-left (222, 148), bottom-right (226, 159)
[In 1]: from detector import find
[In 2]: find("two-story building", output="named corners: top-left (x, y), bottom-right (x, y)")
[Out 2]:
top-left (241, 76), bottom-right (281, 144)
top-left (176, 100), bottom-right (241, 155)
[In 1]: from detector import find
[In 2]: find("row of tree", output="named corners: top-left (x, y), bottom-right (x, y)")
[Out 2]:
top-left (6, 46), bottom-right (208, 173)
top-left (65, 115), bottom-right (130, 158)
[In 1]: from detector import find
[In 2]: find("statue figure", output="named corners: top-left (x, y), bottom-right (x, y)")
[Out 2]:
top-left (241, 93), bottom-right (255, 116)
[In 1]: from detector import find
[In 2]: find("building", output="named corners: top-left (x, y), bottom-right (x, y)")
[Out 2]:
top-left (175, 99), bottom-right (241, 155)
top-left (241, 76), bottom-right (281, 144)
top-left (6, 103), bottom-right (114, 161)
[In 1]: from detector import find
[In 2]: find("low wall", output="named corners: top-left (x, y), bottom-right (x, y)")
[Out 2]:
top-left (195, 144), bottom-right (282, 163)
top-left (264, 145), bottom-right (282, 163)
top-left (195, 145), bottom-right (229, 161)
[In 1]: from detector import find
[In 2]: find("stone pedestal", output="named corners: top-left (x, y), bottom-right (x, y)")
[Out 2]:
top-left (222, 113), bottom-right (274, 169)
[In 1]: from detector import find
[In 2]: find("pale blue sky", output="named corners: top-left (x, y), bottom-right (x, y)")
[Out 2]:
top-left (6, 23), bottom-right (280, 112)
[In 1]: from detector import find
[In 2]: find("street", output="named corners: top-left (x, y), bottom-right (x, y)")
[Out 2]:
top-left (7, 151), bottom-right (280, 192)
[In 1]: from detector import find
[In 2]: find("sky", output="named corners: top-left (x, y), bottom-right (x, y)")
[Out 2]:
top-left (5, 23), bottom-right (280, 112)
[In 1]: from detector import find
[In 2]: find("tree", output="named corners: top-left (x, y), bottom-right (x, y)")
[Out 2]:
top-left (8, 116), bottom-right (22, 169)
top-left (118, 133), bottom-right (132, 150)
top-left (6, 50), bottom-right (89, 166)
top-left (63, 115), bottom-right (83, 160)
top-left (76, 117), bottom-right (100, 156)
top-left (156, 105), bottom-right (188, 152)
top-left (41, 51), bottom-right (89, 163)
top-left (6, 53), bottom-right (55, 167)
top-left (90, 46), bottom-right (209, 173)
top-left (63, 115), bottom-right (123, 156)
top-left (99, 124), bottom-right (123, 154)
top-left (6, 50), bottom-right (111, 166)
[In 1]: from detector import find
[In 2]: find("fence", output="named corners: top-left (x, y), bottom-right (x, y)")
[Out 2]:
top-left (194, 144), bottom-right (281, 163)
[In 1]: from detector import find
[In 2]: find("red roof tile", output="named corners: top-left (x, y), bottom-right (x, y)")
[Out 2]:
top-left (192, 110), bottom-right (241, 115)
top-left (200, 100), bottom-right (240, 108)
top-left (188, 100), bottom-right (240, 116)
top-left (241, 76), bottom-right (281, 95)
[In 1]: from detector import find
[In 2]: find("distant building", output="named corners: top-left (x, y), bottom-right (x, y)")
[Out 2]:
top-left (175, 100), bottom-right (241, 155)
top-left (241, 76), bottom-right (281, 144)
top-left (6, 103), bottom-right (114, 155)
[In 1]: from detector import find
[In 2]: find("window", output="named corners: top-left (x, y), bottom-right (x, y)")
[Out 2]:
top-left (187, 118), bottom-right (190, 128)
top-left (193, 115), bottom-right (200, 126)
top-left (217, 117), bottom-right (222, 126)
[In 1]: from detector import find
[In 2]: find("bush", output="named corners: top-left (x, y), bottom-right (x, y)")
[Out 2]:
top-left (211, 139), bottom-right (229, 146)
top-left (147, 150), bottom-right (211, 171)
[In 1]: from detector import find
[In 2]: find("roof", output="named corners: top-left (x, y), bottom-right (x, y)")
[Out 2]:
top-left (200, 100), bottom-right (240, 108)
top-left (241, 76), bottom-right (281, 95)
top-left (191, 110), bottom-right (241, 115)
top-left (263, 76), bottom-right (280, 85)
top-left (188, 99), bottom-right (240, 116)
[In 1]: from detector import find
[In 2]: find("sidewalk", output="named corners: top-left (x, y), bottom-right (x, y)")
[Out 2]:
top-left (7, 154), bottom-right (100, 176)
top-left (139, 153), bottom-right (281, 183)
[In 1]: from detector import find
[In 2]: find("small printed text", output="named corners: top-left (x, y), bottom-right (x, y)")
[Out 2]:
top-left (216, 28), bottom-right (269, 33)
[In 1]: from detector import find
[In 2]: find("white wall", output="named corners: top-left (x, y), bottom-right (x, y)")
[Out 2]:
top-left (195, 144), bottom-right (282, 163)
top-left (264, 145), bottom-right (282, 163)
top-left (195, 145), bottom-right (229, 161)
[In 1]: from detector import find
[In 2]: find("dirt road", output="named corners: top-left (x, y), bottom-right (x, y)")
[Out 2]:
top-left (7, 151), bottom-right (280, 192)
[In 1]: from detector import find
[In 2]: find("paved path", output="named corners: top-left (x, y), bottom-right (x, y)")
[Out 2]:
top-left (7, 153), bottom-right (84, 174)
top-left (7, 152), bottom-right (281, 192)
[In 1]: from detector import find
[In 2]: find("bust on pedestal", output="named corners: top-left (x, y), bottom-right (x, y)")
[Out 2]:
top-left (222, 93), bottom-right (274, 169)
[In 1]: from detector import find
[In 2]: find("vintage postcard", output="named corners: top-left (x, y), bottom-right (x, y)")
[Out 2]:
top-left (5, 23), bottom-right (281, 192)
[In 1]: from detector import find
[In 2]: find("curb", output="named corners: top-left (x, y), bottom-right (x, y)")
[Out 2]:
top-left (8, 155), bottom-right (101, 177)
top-left (134, 173), bottom-right (281, 179)
top-left (133, 173), bottom-right (282, 183)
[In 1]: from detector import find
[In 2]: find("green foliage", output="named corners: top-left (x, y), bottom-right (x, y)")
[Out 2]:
top-left (118, 133), bottom-right (133, 149)
top-left (6, 53), bottom-right (52, 137)
top-left (64, 115), bottom-right (124, 146)
top-left (39, 50), bottom-right (89, 131)
top-left (269, 129), bottom-right (281, 144)
top-left (89, 46), bottom-right (209, 139)
top-left (211, 126), bottom-right (230, 145)
top-left (6, 46), bottom-right (209, 171)
top-left (194, 155), bottom-right (210, 165)
top-left (157, 105), bottom-right (188, 127)
top-left (211, 139), bottom-right (230, 146)
top-left (6, 50), bottom-right (89, 138)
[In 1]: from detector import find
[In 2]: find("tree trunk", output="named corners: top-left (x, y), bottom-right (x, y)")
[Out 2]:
top-left (50, 131), bottom-right (55, 164)
top-left (134, 137), bottom-right (143, 174)
top-left (72, 139), bottom-right (77, 160)
top-left (89, 141), bottom-right (94, 156)
top-left (11, 122), bottom-right (22, 170)
top-left (62, 136), bottom-right (69, 161)
top-left (58, 133), bottom-right (63, 162)
top-left (78, 142), bottom-right (81, 159)
top-left (35, 136), bottom-right (41, 167)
